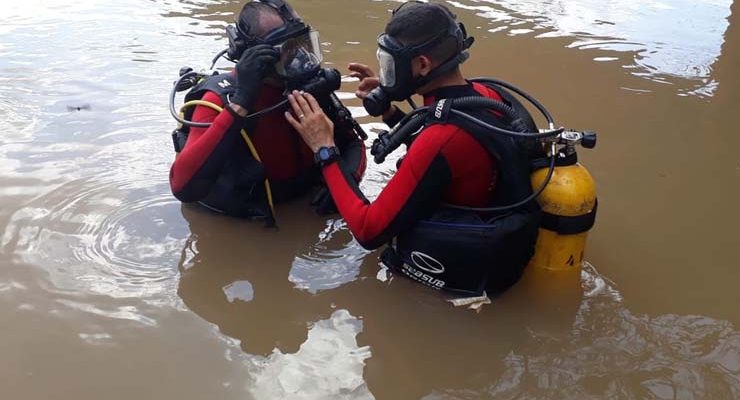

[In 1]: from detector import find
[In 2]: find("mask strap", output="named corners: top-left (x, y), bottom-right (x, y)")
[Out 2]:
top-left (258, 0), bottom-right (298, 23)
top-left (414, 51), bottom-right (470, 89)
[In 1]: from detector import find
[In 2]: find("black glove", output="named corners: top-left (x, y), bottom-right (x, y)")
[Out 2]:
top-left (231, 44), bottom-right (280, 110)
top-left (311, 185), bottom-right (338, 216)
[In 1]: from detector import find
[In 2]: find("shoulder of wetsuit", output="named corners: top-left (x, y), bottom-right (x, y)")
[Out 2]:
top-left (435, 103), bottom-right (537, 208)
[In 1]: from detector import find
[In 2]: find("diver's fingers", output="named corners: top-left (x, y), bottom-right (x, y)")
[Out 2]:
top-left (287, 92), bottom-right (306, 116)
top-left (358, 77), bottom-right (380, 92)
top-left (292, 90), bottom-right (314, 114)
top-left (304, 92), bottom-right (323, 115)
top-left (348, 63), bottom-right (375, 78)
top-left (284, 111), bottom-right (301, 131)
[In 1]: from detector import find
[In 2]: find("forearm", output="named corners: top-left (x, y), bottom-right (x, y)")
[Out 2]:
top-left (170, 109), bottom-right (242, 201)
top-left (322, 153), bottom-right (450, 250)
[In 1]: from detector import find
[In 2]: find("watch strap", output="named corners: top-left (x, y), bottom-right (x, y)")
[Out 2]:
top-left (314, 146), bottom-right (341, 166)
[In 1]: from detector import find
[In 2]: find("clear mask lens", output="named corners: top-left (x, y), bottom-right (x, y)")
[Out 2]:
top-left (274, 30), bottom-right (323, 79)
top-left (377, 48), bottom-right (396, 87)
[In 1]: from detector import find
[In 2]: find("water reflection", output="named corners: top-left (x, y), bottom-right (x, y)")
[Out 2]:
top-left (177, 202), bottom-right (351, 354)
top-left (424, 265), bottom-right (740, 399)
top-left (289, 218), bottom-right (370, 294)
top-left (177, 202), bottom-right (376, 398)
top-left (448, 0), bottom-right (733, 96)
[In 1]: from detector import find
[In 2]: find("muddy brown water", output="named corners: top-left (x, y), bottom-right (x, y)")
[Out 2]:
top-left (1, 0), bottom-right (739, 399)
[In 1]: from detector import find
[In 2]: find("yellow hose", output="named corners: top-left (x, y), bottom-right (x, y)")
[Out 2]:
top-left (179, 101), bottom-right (277, 220)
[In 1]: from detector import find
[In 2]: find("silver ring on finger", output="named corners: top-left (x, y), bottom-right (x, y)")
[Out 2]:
top-left (299, 114), bottom-right (305, 119)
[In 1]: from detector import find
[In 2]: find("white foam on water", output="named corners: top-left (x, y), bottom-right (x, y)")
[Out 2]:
top-left (247, 309), bottom-right (374, 400)
top-left (222, 281), bottom-right (254, 304)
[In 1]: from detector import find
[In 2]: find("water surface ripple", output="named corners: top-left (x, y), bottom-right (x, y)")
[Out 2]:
top-left (447, 0), bottom-right (732, 96)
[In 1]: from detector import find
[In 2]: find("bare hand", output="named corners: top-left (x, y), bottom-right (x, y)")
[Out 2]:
top-left (349, 62), bottom-right (397, 118)
top-left (285, 90), bottom-right (335, 153)
top-left (348, 63), bottom-right (381, 99)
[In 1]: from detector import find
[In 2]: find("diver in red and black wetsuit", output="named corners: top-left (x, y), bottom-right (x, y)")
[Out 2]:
top-left (285, 2), bottom-right (542, 296)
top-left (169, 0), bottom-right (365, 220)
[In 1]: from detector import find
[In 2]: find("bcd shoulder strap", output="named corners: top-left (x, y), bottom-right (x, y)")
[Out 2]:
top-left (184, 73), bottom-right (237, 105)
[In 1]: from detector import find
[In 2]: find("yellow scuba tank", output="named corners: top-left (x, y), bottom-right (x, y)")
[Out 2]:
top-left (529, 132), bottom-right (598, 272)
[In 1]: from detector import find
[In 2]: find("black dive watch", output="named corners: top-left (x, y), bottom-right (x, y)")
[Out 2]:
top-left (314, 146), bottom-right (341, 167)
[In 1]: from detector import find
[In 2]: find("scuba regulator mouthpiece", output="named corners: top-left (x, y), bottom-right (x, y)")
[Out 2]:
top-left (363, 87), bottom-right (391, 117)
top-left (290, 67), bottom-right (341, 99)
top-left (364, 87), bottom-right (418, 118)
top-left (292, 68), bottom-right (369, 141)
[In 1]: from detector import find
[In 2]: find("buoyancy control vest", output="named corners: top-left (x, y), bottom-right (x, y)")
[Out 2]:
top-left (173, 73), bottom-right (321, 218)
top-left (381, 83), bottom-right (542, 297)
top-left (173, 73), bottom-right (237, 152)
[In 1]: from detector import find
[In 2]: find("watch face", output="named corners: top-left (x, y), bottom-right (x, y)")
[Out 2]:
top-left (319, 148), bottom-right (330, 160)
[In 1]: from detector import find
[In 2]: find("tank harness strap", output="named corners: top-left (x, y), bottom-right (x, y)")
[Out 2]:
top-left (172, 130), bottom-right (187, 153)
top-left (379, 246), bottom-right (404, 270)
top-left (540, 199), bottom-right (598, 235)
top-left (427, 99), bottom-right (454, 124)
top-left (531, 151), bottom-right (578, 171)
top-left (530, 156), bottom-right (551, 171)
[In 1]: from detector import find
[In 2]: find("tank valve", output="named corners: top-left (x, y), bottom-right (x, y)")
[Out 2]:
top-left (581, 131), bottom-right (597, 149)
top-left (555, 130), bottom-right (598, 154)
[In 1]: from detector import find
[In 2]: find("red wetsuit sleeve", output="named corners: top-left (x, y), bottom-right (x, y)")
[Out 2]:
top-left (169, 91), bottom-right (241, 202)
top-left (322, 125), bottom-right (457, 250)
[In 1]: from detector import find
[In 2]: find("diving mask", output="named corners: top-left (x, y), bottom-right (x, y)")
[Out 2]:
top-left (377, 47), bottom-right (397, 88)
top-left (273, 30), bottom-right (323, 81)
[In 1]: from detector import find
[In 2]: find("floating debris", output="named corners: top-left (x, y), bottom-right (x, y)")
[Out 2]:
top-left (66, 104), bottom-right (91, 112)
top-left (448, 292), bottom-right (492, 311)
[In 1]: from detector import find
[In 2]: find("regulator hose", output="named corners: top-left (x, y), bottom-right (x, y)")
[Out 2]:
top-left (170, 71), bottom-right (211, 128)
top-left (210, 48), bottom-right (230, 70)
top-left (372, 96), bottom-right (563, 163)
top-left (471, 77), bottom-right (555, 125)
top-left (373, 112), bottom-right (425, 163)
top-left (447, 96), bottom-right (563, 139)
